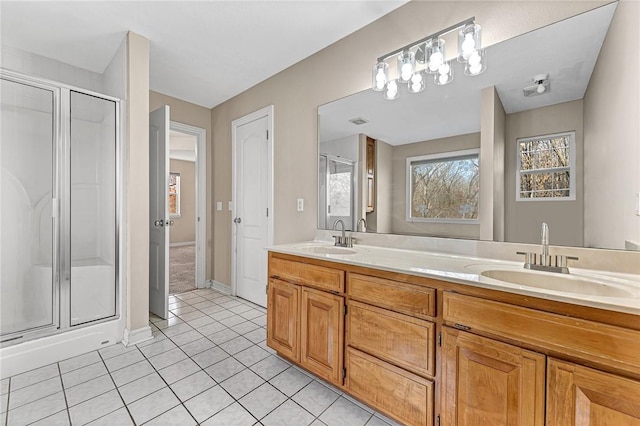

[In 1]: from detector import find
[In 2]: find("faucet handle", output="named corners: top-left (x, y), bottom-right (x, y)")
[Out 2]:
top-left (516, 251), bottom-right (536, 267)
top-left (555, 255), bottom-right (579, 269)
top-left (333, 235), bottom-right (343, 246)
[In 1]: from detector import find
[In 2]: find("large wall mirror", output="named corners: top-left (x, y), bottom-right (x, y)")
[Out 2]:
top-left (318, 2), bottom-right (639, 251)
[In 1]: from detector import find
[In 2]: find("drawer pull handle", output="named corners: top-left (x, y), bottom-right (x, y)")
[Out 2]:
top-left (454, 323), bottom-right (471, 331)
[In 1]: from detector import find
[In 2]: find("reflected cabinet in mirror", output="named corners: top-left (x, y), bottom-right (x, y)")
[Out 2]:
top-left (317, 2), bottom-right (639, 251)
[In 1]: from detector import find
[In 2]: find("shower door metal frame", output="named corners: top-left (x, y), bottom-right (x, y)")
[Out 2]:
top-left (0, 69), bottom-right (121, 347)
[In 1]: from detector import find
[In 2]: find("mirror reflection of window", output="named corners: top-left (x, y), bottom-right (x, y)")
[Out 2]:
top-left (407, 150), bottom-right (479, 222)
top-left (169, 172), bottom-right (181, 217)
top-left (517, 132), bottom-right (575, 200)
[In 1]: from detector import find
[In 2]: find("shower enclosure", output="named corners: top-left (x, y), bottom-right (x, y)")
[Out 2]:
top-left (1, 71), bottom-right (119, 345)
top-left (318, 154), bottom-right (356, 231)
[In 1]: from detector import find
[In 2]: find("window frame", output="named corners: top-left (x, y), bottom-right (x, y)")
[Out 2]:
top-left (515, 131), bottom-right (576, 202)
top-left (169, 171), bottom-right (181, 218)
top-left (405, 148), bottom-right (480, 224)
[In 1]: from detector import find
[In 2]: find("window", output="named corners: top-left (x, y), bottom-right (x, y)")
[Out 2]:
top-left (516, 132), bottom-right (575, 201)
top-left (406, 149), bottom-right (480, 222)
top-left (169, 172), bottom-right (181, 217)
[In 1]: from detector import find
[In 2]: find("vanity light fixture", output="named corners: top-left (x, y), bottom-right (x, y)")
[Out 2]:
top-left (372, 17), bottom-right (486, 99)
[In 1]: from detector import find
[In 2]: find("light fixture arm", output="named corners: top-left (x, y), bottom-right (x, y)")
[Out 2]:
top-left (376, 17), bottom-right (476, 63)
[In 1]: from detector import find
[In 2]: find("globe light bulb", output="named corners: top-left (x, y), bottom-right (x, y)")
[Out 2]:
top-left (438, 63), bottom-right (450, 75)
top-left (401, 63), bottom-right (413, 82)
top-left (375, 69), bottom-right (386, 90)
top-left (438, 74), bottom-right (449, 85)
top-left (461, 33), bottom-right (475, 55)
top-left (537, 84), bottom-right (546, 94)
top-left (411, 73), bottom-right (423, 84)
top-left (468, 50), bottom-right (481, 66)
top-left (429, 51), bottom-right (443, 72)
top-left (386, 80), bottom-right (398, 97)
top-left (411, 83), bottom-right (422, 92)
top-left (469, 63), bottom-right (482, 75)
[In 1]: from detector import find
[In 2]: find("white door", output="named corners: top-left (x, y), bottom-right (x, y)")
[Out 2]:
top-left (233, 109), bottom-right (272, 307)
top-left (149, 106), bottom-right (170, 319)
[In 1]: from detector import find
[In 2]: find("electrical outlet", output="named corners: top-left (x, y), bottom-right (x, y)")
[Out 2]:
top-left (297, 198), bottom-right (304, 212)
top-left (216, 201), bottom-right (222, 211)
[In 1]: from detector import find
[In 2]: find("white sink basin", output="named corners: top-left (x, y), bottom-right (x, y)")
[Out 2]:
top-left (481, 269), bottom-right (635, 298)
top-left (296, 245), bottom-right (357, 255)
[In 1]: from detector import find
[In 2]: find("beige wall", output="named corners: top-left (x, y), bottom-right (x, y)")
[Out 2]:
top-left (584, 0), bottom-right (640, 250)
top-left (126, 32), bottom-right (150, 333)
top-left (391, 133), bottom-right (481, 238)
top-left (149, 91), bottom-right (213, 278)
top-left (210, 1), bottom-right (606, 286)
top-left (480, 87), bottom-right (506, 241)
top-left (169, 159), bottom-right (196, 244)
top-left (505, 100), bottom-right (584, 247)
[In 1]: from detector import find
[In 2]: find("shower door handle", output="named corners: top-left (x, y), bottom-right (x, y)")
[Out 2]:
top-left (154, 220), bottom-right (164, 227)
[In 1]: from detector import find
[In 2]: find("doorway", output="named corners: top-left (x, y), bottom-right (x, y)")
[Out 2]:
top-left (169, 122), bottom-right (206, 295)
top-left (232, 105), bottom-right (273, 308)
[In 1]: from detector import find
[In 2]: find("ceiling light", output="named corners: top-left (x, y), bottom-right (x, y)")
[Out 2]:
top-left (523, 74), bottom-right (550, 97)
top-left (371, 17), bottom-right (486, 100)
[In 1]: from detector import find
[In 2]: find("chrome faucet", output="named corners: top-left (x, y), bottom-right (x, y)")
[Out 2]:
top-left (541, 222), bottom-right (550, 266)
top-left (517, 222), bottom-right (578, 274)
top-left (332, 219), bottom-right (353, 247)
top-left (357, 218), bottom-right (367, 233)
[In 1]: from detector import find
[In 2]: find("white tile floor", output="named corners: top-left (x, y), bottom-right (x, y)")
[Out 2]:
top-left (1, 289), bottom-right (402, 426)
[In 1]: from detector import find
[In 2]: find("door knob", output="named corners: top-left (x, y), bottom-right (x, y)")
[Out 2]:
top-left (166, 220), bottom-right (175, 226)
top-left (154, 220), bottom-right (164, 227)
top-left (233, 217), bottom-right (242, 224)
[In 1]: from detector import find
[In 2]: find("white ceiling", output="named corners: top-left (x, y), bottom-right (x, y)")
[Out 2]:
top-left (0, 1), bottom-right (409, 108)
top-left (319, 3), bottom-right (616, 146)
top-left (170, 130), bottom-right (197, 162)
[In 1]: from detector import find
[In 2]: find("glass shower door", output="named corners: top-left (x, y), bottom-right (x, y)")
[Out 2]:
top-left (0, 78), bottom-right (58, 340)
top-left (69, 91), bottom-right (117, 325)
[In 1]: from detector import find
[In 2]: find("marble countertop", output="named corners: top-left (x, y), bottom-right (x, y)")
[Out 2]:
top-left (268, 241), bottom-right (640, 315)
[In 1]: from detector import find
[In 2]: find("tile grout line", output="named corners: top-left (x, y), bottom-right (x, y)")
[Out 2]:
top-left (96, 348), bottom-right (138, 426)
top-left (56, 362), bottom-right (73, 426)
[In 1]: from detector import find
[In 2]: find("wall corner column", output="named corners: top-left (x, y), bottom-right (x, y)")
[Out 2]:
top-left (125, 31), bottom-right (152, 344)
top-left (480, 86), bottom-right (506, 242)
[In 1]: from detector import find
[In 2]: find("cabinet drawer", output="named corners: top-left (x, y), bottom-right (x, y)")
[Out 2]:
top-left (347, 273), bottom-right (435, 319)
top-left (347, 300), bottom-right (435, 377)
top-left (443, 292), bottom-right (640, 376)
top-left (270, 256), bottom-right (344, 293)
top-left (346, 347), bottom-right (433, 426)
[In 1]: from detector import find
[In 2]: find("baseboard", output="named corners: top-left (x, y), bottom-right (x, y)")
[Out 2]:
top-left (122, 325), bottom-right (153, 347)
top-left (169, 241), bottom-right (196, 247)
top-left (208, 279), bottom-right (231, 295)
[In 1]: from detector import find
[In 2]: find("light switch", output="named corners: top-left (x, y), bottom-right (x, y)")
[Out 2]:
top-left (636, 192), bottom-right (640, 216)
top-left (216, 201), bottom-right (222, 211)
top-left (297, 198), bottom-right (304, 212)
top-left (228, 201), bottom-right (233, 211)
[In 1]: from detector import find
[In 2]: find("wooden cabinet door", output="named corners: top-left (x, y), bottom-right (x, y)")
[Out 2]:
top-left (267, 278), bottom-right (300, 361)
top-left (547, 358), bottom-right (640, 426)
top-left (440, 327), bottom-right (545, 426)
top-left (300, 287), bottom-right (344, 385)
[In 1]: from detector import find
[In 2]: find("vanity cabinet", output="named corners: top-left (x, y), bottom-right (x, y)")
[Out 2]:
top-left (267, 251), bottom-right (640, 426)
top-left (440, 327), bottom-right (546, 426)
top-left (345, 272), bottom-right (436, 426)
top-left (547, 358), bottom-right (640, 425)
top-left (266, 255), bottom-right (345, 385)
